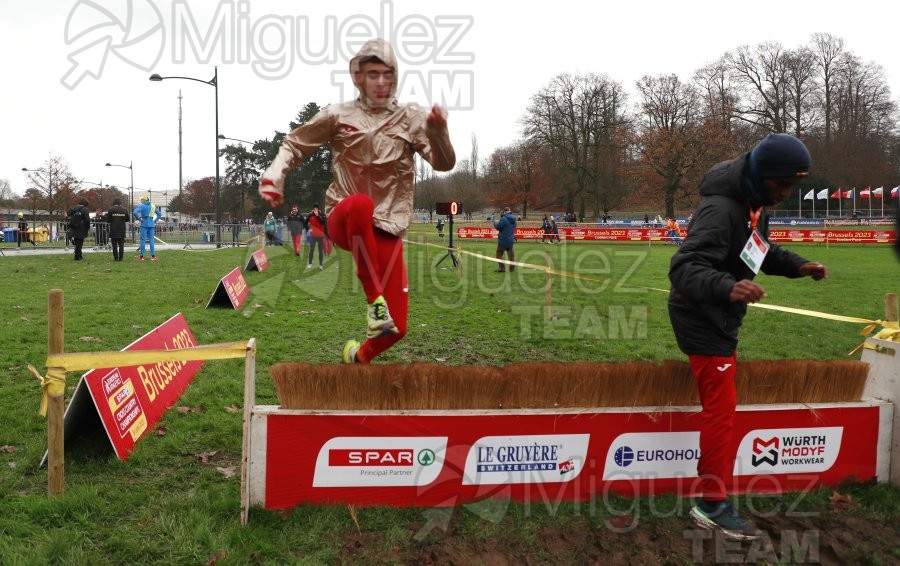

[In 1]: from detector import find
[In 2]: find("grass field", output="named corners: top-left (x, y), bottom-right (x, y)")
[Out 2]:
top-left (1, 232), bottom-right (898, 563)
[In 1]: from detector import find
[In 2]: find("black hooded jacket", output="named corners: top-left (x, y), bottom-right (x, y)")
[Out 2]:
top-left (667, 153), bottom-right (808, 356)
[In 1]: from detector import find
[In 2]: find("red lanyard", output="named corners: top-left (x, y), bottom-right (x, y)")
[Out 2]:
top-left (749, 207), bottom-right (762, 231)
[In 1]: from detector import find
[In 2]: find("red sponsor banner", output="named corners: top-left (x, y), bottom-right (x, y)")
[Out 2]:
top-left (768, 229), bottom-right (896, 244)
top-left (245, 249), bottom-right (269, 272)
top-left (455, 227), bottom-right (896, 244)
top-left (457, 227), bottom-right (683, 242)
top-left (207, 267), bottom-right (250, 309)
top-left (258, 404), bottom-right (882, 509)
top-left (61, 313), bottom-right (205, 460)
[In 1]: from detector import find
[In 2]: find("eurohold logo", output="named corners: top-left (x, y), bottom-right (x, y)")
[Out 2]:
top-left (312, 436), bottom-right (446, 487)
top-left (462, 434), bottom-right (589, 485)
top-left (603, 432), bottom-right (700, 480)
top-left (735, 427), bottom-right (843, 475)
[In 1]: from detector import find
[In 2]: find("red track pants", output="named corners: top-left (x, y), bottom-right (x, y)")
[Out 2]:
top-left (328, 194), bottom-right (408, 363)
top-left (292, 233), bottom-right (303, 255)
top-left (689, 353), bottom-right (737, 501)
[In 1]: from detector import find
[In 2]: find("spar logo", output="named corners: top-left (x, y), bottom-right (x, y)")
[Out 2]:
top-left (735, 427), bottom-right (843, 475)
top-left (603, 432), bottom-right (700, 480)
top-left (462, 434), bottom-right (589, 485)
top-left (313, 437), bottom-right (446, 487)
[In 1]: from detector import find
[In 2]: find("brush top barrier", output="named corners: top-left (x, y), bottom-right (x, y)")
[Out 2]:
top-left (268, 360), bottom-right (869, 411)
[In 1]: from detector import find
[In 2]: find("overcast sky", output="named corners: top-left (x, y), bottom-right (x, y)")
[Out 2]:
top-left (2, 0), bottom-right (898, 208)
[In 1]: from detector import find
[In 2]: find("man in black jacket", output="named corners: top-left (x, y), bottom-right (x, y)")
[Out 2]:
top-left (668, 134), bottom-right (827, 540)
top-left (67, 197), bottom-right (92, 261)
top-left (105, 198), bottom-right (130, 261)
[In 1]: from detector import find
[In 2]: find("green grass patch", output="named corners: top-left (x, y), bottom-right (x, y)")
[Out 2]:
top-left (1, 239), bottom-right (898, 562)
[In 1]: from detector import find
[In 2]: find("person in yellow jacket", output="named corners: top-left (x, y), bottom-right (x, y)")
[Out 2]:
top-left (259, 38), bottom-right (456, 363)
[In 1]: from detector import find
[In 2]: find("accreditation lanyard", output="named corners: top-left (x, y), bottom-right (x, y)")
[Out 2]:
top-left (739, 207), bottom-right (769, 274)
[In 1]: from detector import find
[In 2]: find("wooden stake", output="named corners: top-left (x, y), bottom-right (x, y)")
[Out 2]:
top-left (885, 293), bottom-right (898, 323)
top-left (240, 338), bottom-right (256, 526)
top-left (545, 252), bottom-right (552, 318)
top-left (47, 289), bottom-right (65, 496)
top-left (424, 234), bottom-right (428, 262)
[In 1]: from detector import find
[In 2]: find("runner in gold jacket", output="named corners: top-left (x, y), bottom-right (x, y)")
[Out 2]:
top-left (259, 38), bottom-right (456, 363)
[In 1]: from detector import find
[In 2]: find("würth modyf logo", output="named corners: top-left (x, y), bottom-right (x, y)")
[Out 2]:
top-left (751, 437), bottom-right (779, 467)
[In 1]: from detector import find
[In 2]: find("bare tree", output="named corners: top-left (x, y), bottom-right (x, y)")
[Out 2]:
top-left (635, 74), bottom-right (730, 217)
top-left (470, 133), bottom-right (479, 181)
top-left (694, 59), bottom-right (740, 136)
top-left (810, 32), bottom-right (845, 145)
top-left (726, 42), bottom-right (795, 134)
top-left (523, 72), bottom-right (629, 219)
top-left (22, 155), bottom-right (77, 218)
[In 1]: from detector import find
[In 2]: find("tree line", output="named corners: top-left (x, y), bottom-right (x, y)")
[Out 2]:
top-left (11, 33), bottom-right (897, 223)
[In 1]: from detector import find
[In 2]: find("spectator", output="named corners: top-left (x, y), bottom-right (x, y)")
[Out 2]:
top-left (549, 218), bottom-right (561, 243)
top-left (104, 198), bottom-right (130, 261)
top-left (494, 207), bottom-right (517, 272)
top-left (287, 205), bottom-right (305, 256)
top-left (66, 197), bottom-right (91, 261)
top-left (133, 196), bottom-right (161, 261)
top-left (305, 204), bottom-right (328, 270)
top-left (436, 216), bottom-right (445, 239)
top-left (263, 211), bottom-right (277, 246)
top-left (17, 212), bottom-right (35, 248)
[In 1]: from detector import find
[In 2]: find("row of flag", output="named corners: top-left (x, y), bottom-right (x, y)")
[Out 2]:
top-left (803, 186), bottom-right (900, 200)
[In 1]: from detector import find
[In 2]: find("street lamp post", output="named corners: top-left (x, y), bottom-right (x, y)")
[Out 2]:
top-left (105, 161), bottom-right (133, 242)
top-left (150, 67), bottom-right (221, 247)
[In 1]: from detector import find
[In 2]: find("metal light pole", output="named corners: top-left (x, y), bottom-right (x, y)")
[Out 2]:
top-left (150, 67), bottom-right (221, 247)
top-left (105, 161), bottom-right (133, 242)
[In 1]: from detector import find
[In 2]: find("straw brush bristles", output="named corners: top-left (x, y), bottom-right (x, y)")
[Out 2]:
top-left (268, 360), bottom-right (869, 410)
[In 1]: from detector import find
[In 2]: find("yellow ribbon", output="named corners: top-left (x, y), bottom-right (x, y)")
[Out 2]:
top-left (28, 364), bottom-right (66, 417)
top-left (405, 237), bottom-right (900, 356)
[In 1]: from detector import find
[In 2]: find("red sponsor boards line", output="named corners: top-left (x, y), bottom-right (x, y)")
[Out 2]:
top-left (55, 313), bottom-right (205, 461)
top-left (256, 403), bottom-right (884, 509)
top-left (245, 249), bottom-right (269, 272)
top-left (456, 227), bottom-right (897, 244)
top-left (207, 267), bottom-right (250, 309)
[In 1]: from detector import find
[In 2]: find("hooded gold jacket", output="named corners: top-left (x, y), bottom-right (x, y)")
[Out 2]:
top-left (259, 38), bottom-right (456, 236)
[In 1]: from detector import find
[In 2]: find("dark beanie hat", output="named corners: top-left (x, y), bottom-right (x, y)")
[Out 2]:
top-left (751, 133), bottom-right (811, 179)
top-left (79, 197), bottom-right (89, 205)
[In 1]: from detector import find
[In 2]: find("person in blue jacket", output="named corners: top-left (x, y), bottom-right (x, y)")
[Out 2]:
top-left (133, 196), bottom-right (160, 261)
top-left (493, 206), bottom-right (517, 272)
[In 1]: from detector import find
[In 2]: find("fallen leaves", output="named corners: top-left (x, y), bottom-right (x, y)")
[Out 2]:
top-left (196, 451), bottom-right (218, 464)
top-left (216, 466), bottom-right (237, 478)
top-left (79, 336), bottom-right (102, 342)
top-left (829, 491), bottom-right (856, 511)
top-left (0, 445), bottom-right (16, 453)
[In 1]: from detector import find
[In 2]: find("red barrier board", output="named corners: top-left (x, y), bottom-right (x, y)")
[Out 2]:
top-left (245, 249), bottom-right (269, 272)
top-left (256, 403), bottom-right (884, 509)
top-left (455, 227), bottom-right (896, 244)
top-left (58, 313), bottom-right (205, 461)
top-left (207, 267), bottom-right (250, 309)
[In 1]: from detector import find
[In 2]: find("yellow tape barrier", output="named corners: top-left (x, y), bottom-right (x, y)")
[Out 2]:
top-left (404, 238), bottom-right (900, 354)
top-left (28, 365), bottom-right (65, 417)
top-left (31, 341), bottom-right (253, 416)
